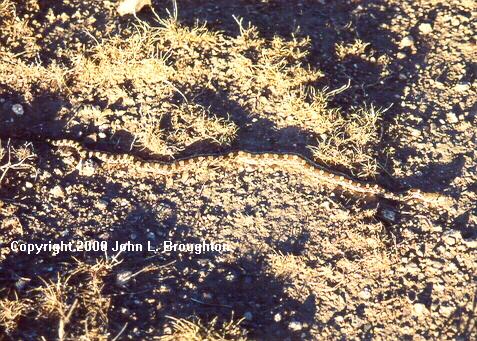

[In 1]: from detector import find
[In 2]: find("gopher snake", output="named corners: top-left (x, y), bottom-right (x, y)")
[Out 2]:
top-left (48, 138), bottom-right (454, 211)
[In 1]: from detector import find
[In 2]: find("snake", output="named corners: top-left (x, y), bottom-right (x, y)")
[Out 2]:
top-left (45, 138), bottom-right (455, 213)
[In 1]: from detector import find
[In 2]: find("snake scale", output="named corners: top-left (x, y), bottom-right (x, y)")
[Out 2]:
top-left (47, 138), bottom-right (453, 211)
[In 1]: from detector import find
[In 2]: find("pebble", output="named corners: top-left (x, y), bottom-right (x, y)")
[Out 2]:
top-left (122, 96), bottom-right (136, 106)
top-left (397, 52), bottom-right (407, 59)
top-left (406, 262), bottom-right (420, 275)
top-left (12, 103), bottom-right (24, 116)
top-left (288, 320), bottom-right (303, 331)
top-left (439, 305), bottom-right (454, 317)
top-left (399, 35), bottom-right (415, 49)
top-left (243, 311), bottom-right (253, 320)
top-left (382, 209), bottom-right (397, 223)
top-left (446, 113), bottom-right (459, 124)
top-left (418, 23), bottom-right (433, 34)
top-left (84, 134), bottom-right (97, 143)
top-left (334, 316), bottom-right (344, 323)
top-left (359, 288), bottom-right (372, 300)
top-left (454, 83), bottom-right (470, 92)
top-left (50, 185), bottom-right (65, 198)
top-left (225, 272), bottom-right (236, 282)
top-left (202, 291), bottom-right (213, 300)
top-left (274, 313), bottom-right (282, 322)
top-left (117, 0), bottom-right (152, 16)
top-left (413, 303), bottom-right (428, 316)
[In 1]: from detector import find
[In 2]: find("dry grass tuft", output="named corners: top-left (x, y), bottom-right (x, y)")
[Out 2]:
top-left (335, 39), bottom-right (371, 60)
top-left (0, 0), bottom-right (40, 57)
top-left (32, 256), bottom-right (122, 340)
top-left (161, 315), bottom-right (247, 341)
top-left (0, 295), bottom-right (29, 333)
top-left (132, 104), bottom-right (238, 157)
top-left (0, 140), bottom-right (36, 186)
top-left (0, 52), bottom-right (68, 101)
top-left (70, 24), bottom-right (174, 101)
top-left (38, 275), bottom-right (74, 321)
top-left (268, 251), bottom-right (314, 280)
top-left (309, 105), bottom-right (382, 177)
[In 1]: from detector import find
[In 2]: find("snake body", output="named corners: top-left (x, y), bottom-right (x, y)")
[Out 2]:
top-left (47, 138), bottom-right (453, 210)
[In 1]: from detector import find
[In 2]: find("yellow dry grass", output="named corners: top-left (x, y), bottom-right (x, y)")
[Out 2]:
top-left (0, 140), bottom-right (36, 186)
top-left (335, 39), bottom-right (370, 60)
top-left (0, 295), bottom-right (28, 333)
top-left (0, 0), bottom-right (39, 57)
top-left (0, 0), bottom-right (382, 176)
top-left (160, 316), bottom-right (247, 341)
top-left (33, 256), bottom-right (121, 340)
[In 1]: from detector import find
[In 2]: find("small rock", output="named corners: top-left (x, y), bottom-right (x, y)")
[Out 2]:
top-left (359, 288), bottom-right (372, 300)
top-left (288, 320), bottom-right (303, 331)
top-left (399, 35), bottom-right (415, 49)
top-left (225, 272), bottom-right (236, 282)
top-left (117, 0), bottom-right (151, 16)
top-left (243, 311), bottom-right (253, 321)
top-left (25, 182), bottom-right (33, 189)
top-left (406, 262), bottom-right (420, 275)
top-left (450, 17), bottom-right (460, 27)
top-left (408, 127), bottom-right (421, 137)
top-left (446, 113), bottom-right (459, 124)
top-left (439, 305), bottom-right (454, 317)
top-left (274, 313), bottom-right (282, 322)
top-left (415, 247), bottom-right (425, 257)
top-left (454, 82), bottom-right (470, 92)
top-left (11, 103), bottom-right (24, 116)
top-left (418, 23), bottom-right (433, 34)
top-left (50, 185), bottom-right (65, 198)
top-left (85, 134), bottom-right (97, 143)
top-left (98, 132), bottom-right (107, 139)
top-left (413, 303), bottom-right (428, 316)
top-left (381, 209), bottom-right (397, 223)
top-left (397, 52), bottom-right (407, 59)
